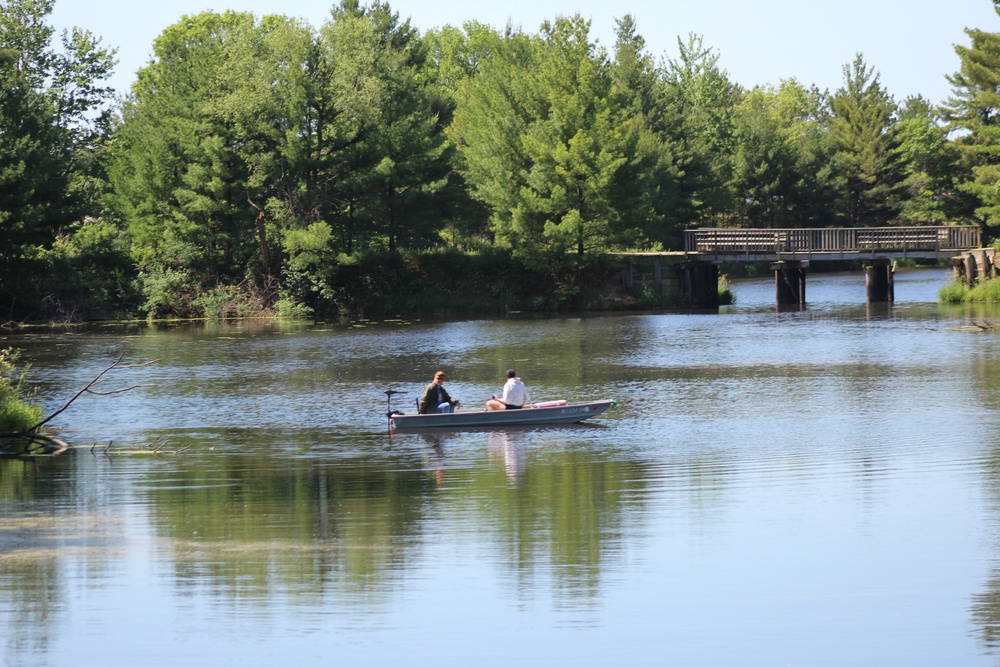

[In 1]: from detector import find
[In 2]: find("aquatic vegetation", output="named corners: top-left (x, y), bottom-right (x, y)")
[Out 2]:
top-left (939, 279), bottom-right (1000, 303)
top-left (718, 275), bottom-right (735, 305)
top-left (0, 349), bottom-right (43, 433)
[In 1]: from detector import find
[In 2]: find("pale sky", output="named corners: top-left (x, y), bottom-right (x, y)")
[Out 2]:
top-left (49, 0), bottom-right (1000, 106)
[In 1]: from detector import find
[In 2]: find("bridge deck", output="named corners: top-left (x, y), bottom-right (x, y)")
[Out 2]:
top-left (684, 226), bottom-right (981, 261)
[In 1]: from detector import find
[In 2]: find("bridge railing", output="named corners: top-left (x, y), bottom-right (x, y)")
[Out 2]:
top-left (684, 226), bottom-right (981, 255)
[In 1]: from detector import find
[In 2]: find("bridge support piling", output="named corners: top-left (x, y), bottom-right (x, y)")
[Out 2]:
top-left (772, 261), bottom-right (806, 305)
top-left (679, 261), bottom-right (719, 308)
top-left (864, 259), bottom-right (894, 303)
top-left (952, 249), bottom-right (996, 287)
top-left (977, 249), bottom-right (995, 280)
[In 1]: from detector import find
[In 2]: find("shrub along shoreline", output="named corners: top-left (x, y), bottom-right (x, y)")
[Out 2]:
top-left (20, 247), bottom-right (740, 325)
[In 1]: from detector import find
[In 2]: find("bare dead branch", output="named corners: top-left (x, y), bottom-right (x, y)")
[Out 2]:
top-left (112, 360), bottom-right (159, 370)
top-left (27, 355), bottom-right (159, 432)
top-left (84, 385), bottom-right (145, 396)
top-left (2, 355), bottom-right (162, 458)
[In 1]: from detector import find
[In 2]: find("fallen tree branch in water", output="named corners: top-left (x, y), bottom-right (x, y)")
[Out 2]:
top-left (84, 436), bottom-right (192, 457)
top-left (1, 354), bottom-right (159, 458)
top-left (29, 354), bottom-right (158, 432)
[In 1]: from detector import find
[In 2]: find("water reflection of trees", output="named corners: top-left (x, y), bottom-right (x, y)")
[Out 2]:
top-left (0, 457), bottom-right (121, 660)
top-left (971, 575), bottom-right (1000, 649)
top-left (971, 452), bottom-right (1000, 651)
top-left (142, 442), bottom-right (651, 611)
top-left (1, 540), bottom-right (61, 659)
top-left (968, 347), bottom-right (1000, 653)
top-left (0, 441), bottom-right (654, 649)
top-left (434, 431), bottom-right (648, 608)
top-left (152, 454), bottom-right (437, 605)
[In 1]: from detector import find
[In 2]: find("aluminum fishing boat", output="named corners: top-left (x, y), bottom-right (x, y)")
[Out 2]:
top-left (384, 391), bottom-right (614, 430)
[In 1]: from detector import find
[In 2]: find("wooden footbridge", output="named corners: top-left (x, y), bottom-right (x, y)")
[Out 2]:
top-left (613, 226), bottom-right (990, 307)
top-left (684, 226), bottom-right (981, 262)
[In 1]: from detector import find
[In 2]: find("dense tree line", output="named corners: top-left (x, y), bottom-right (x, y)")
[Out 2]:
top-left (2, 0), bottom-right (1000, 321)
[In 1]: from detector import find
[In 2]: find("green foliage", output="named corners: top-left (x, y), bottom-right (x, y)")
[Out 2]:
top-left (943, 10), bottom-right (1000, 227)
top-left (29, 218), bottom-right (140, 320)
top-left (0, 348), bottom-right (43, 432)
top-left (140, 266), bottom-right (200, 320)
top-left (939, 278), bottom-right (1000, 303)
top-left (730, 87), bottom-right (799, 226)
top-left (896, 96), bottom-right (969, 224)
top-left (140, 269), bottom-right (275, 320)
top-left (630, 285), bottom-right (693, 310)
top-left (658, 34), bottom-right (741, 227)
top-left (284, 222), bottom-right (334, 273)
top-left (5, 1), bottom-right (995, 323)
top-left (0, 0), bottom-right (117, 319)
top-left (105, 1), bottom-right (459, 320)
top-left (773, 80), bottom-right (840, 225)
top-left (192, 284), bottom-right (271, 320)
top-left (829, 54), bottom-right (905, 225)
top-left (939, 280), bottom-right (969, 303)
top-left (273, 296), bottom-right (313, 319)
top-left (450, 15), bottom-right (674, 270)
top-left (279, 247), bottom-right (606, 319)
top-left (718, 275), bottom-right (735, 305)
top-left (107, 11), bottom-right (261, 286)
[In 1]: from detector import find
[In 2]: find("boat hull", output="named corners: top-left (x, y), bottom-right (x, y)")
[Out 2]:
top-left (389, 400), bottom-right (614, 430)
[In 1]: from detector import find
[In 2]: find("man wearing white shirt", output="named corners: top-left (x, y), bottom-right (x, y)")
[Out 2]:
top-left (486, 369), bottom-right (530, 411)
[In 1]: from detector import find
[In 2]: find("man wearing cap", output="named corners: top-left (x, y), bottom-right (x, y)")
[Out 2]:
top-left (419, 371), bottom-right (460, 414)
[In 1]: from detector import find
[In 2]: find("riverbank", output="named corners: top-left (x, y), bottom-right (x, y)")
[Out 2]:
top-left (13, 247), bottom-right (709, 325)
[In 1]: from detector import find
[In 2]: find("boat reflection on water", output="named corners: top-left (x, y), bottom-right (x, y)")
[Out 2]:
top-left (415, 430), bottom-right (527, 485)
top-left (419, 432), bottom-right (446, 485)
top-left (487, 430), bottom-right (526, 484)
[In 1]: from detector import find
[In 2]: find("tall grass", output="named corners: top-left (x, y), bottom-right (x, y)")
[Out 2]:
top-left (0, 348), bottom-right (43, 432)
top-left (718, 275), bottom-right (735, 305)
top-left (939, 279), bottom-right (1000, 303)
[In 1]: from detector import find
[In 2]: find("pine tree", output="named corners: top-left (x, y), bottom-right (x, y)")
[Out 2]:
top-left (829, 54), bottom-right (904, 226)
top-left (657, 34), bottom-right (741, 228)
top-left (942, 3), bottom-right (1000, 227)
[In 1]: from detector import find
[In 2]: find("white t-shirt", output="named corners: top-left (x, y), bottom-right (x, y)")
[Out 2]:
top-left (501, 377), bottom-right (529, 407)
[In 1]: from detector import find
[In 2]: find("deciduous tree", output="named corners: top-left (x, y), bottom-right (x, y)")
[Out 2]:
top-left (0, 0), bottom-right (116, 314)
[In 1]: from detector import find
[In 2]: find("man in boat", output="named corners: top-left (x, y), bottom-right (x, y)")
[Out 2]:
top-left (486, 369), bottom-right (530, 411)
top-left (419, 370), bottom-right (461, 414)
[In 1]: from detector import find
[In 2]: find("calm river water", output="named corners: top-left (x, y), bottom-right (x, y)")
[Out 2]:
top-left (4, 268), bottom-right (1000, 666)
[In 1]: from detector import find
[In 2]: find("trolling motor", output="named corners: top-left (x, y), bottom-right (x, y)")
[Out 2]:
top-left (385, 389), bottom-right (405, 417)
top-left (385, 389), bottom-right (408, 432)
